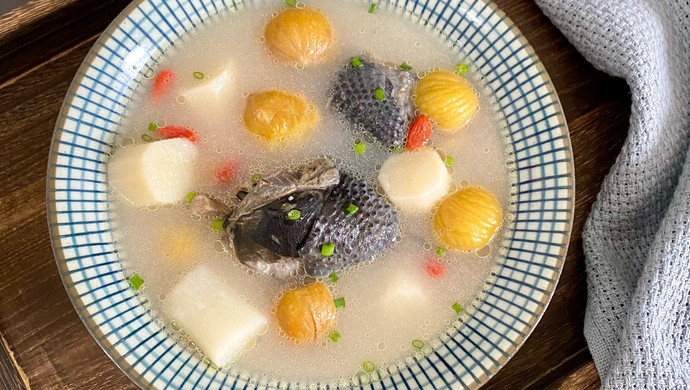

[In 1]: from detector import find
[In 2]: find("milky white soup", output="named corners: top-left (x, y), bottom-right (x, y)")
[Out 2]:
top-left (108, 0), bottom-right (513, 386)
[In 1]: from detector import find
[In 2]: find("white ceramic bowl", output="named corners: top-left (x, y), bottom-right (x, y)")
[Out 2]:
top-left (47, 0), bottom-right (574, 388)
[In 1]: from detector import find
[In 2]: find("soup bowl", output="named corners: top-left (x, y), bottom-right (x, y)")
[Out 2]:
top-left (47, 0), bottom-right (574, 388)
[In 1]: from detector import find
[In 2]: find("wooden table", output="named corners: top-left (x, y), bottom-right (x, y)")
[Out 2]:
top-left (0, 0), bottom-right (630, 388)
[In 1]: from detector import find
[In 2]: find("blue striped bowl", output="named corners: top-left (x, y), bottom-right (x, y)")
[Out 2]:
top-left (47, 0), bottom-right (573, 388)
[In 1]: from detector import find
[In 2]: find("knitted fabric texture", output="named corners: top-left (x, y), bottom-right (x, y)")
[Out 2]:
top-left (535, 0), bottom-right (690, 387)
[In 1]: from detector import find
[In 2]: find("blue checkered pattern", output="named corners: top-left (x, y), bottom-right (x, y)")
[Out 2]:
top-left (47, 0), bottom-right (574, 388)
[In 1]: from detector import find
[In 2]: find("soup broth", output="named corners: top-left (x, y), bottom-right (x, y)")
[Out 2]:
top-left (109, 0), bottom-right (513, 385)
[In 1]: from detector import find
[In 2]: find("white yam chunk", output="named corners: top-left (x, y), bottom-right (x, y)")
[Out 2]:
top-left (377, 149), bottom-right (450, 212)
top-left (108, 138), bottom-right (197, 207)
top-left (380, 274), bottom-right (429, 319)
top-left (165, 265), bottom-right (267, 367)
top-left (179, 67), bottom-right (232, 118)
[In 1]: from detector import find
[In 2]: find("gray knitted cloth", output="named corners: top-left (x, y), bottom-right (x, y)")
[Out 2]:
top-left (534, 0), bottom-right (690, 388)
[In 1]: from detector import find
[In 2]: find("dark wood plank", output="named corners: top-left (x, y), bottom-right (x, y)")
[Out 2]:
top-left (0, 333), bottom-right (29, 390)
top-left (545, 361), bottom-right (601, 390)
top-left (0, 0), bottom-right (130, 85)
top-left (0, 0), bottom-right (631, 388)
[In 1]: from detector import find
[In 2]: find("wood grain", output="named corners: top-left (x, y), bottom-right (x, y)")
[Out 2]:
top-left (0, 0), bottom-right (129, 85)
top-left (0, 0), bottom-right (630, 389)
top-left (0, 333), bottom-right (29, 390)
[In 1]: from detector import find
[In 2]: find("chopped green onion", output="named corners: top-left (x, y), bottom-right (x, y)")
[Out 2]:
top-left (250, 173), bottom-right (262, 185)
top-left (328, 272), bottom-right (339, 283)
top-left (345, 204), bottom-right (359, 215)
top-left (212, 219), bottom-right (224, 232)
top-left (452, 302), bottom-right (464, 314)
top-left (374, 88), bottom-right (386, 101)
top-left (129, 274), bottom-right (145, 290)
top-left (456, 63), bottom-right (469, 75)
top-left (354, 141), bottom-right (366, 155)
top-left (436, 247), bottom-right (446, 256)
top-left (287, 209), bottom-right (301, 220)
top-left (400, 62), bottom-right (413, 71)
top-left (362, 361), bottom-right (376, 373)
top-left (141, 133), bottom-right (153, 142)
top-left (444, 155), bottom-right (454, 166)
top-left (185, 192), bottom-right (197, 203)
top-left (368, 3), bottom-right (378, 13)
top-left (412, 339), bottom-right (424, 349)
top-left (321, 243), bottom-right (335, 256)
top-left (334, 297), bottom-right (346, 308)
top-left (193, 71), bottom-right (205, 80)
top-left (392, 145), bottom-right (404, 154)
top-left (286, 0), bottom-right (297, 7)
top-left (329, 331), bottom-right (341, 342)
top-left (148, 122), bottom-right (158, 132)
top-left (351, 57), bottom-right (363, 68)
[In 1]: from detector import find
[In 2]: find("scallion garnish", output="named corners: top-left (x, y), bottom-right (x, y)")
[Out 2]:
top-left (329, 331), bottom-right (341, 342)
top-left (368, 3), bottom-right (378, 13)
top-left (287, 209), bottom-right (301, 220)
top-left (193, 71), bottom-right (205, 80)
top-left (392, 145), bottom-right (404, 154)
top-left (250, 173), bottom-right (262, 185)
top-left (328, 272), bottom-right (339, 283)
top-left (456, 63), bottom-right (469, 75)
top-left (334, 297), bottom-right (346, 308)
top-left (129, 274), bottom-right (145, 290)
top-left (148, 122), bottom-right (158, 131)
top-left (185, 192), bottom-right (197, 203)
top-left (374, 88), bottom-right (386, 101)
top-left (412, 339), bottom-right (424, 349)
top-left (321, 243), bottom-right (335, 256)
top-left (212, 219), bottom-right (224, 232)
top-left (351, 57), bottom-right (363, 68)
top-left (286, 0), bottom-right (297, 7)
top-left (400, 62), bottom-right (413, 71)
top-left (345, 204), bottom-right (359, 215)
top-left (452, 302), bottom-right (464, 314)
top-left (141, 133), bottom-right (153, 142)
top-left (444, 155), bottom-right (454, 166)
top-left (362, 361), bottom-right (376, 373)
top-left (354, 141), bottom-right (366, 155)
top-left (436, 247), bottom-right (446, 256)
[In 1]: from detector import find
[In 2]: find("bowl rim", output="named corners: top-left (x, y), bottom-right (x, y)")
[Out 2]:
top-left (47, 0), bottom-right (574, 388)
